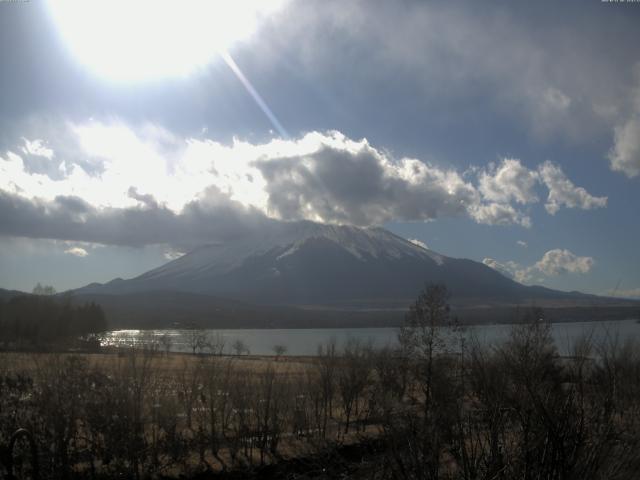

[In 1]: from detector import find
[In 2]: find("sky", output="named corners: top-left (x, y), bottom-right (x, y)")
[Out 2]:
top-left (0, 0), bottom-right (639, 297)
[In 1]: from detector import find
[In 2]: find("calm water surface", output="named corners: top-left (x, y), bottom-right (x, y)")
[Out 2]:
top-left (103, 319), bottom-right (640, 356)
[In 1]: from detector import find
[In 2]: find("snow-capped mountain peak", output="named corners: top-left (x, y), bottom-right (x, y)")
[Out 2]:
top-left (74, 221), bottom-right (545, 307)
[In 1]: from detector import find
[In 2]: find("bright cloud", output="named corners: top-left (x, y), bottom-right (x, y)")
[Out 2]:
top-left (534, 249), bottom-right (594, 276)
top-left (517, 240), bottom-right (528, 248)
top-left (478, 158), bottom-right (539, 205)
top-left (482, 258), bottom-right (522, 281)
top-left (538, 161), bottom-right (607, 215)
top-left (484, 248), bottom-right (595, 284)
top-left (609, 116), bottom-right (640, 178)
top-left (0, 120), bottom-right (611, 248)
top-left (468, 202), bottom-right (531, 228)
top-left (474, 157), bottom-right (606, 223)
top-left (47, 0), bottom-right (288, 82)
top-left (408, 238), bottom-right (428, 249)
top-left (64, 246), bottom-right (88, 257)
top-left (21, 138), bottom-right (54, 160)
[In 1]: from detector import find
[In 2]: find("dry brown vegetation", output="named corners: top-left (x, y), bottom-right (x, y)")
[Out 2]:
top-left (1, 285), bottom-right (640, 479)
top-left (0, 341), bottom-right (384, 479)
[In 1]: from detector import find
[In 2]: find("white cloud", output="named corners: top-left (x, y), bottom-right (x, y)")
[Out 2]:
top-left (0, 124), bottom-right (487, 230)
top-left (517, 240), bottom-right (527, 248)
top-left (64, 246), bottom-right (88, 257)
top-left (478, 158), bottom-right (539, 205)
top-left (538, 161), bottom-right (607, 215)
top-left (534, 249), bottom-right (594, 276)
top-left (484, 248), bottom-right (594, 284)
top-left (482, 258), bottom-right (520, 281)
top-left (0, 120), bottom-right (611, 248)
top-left (21, 138), bottom-right (54, 160)
top-left (609, 116), bottom-right (640, 178)
top-left (408, 238), bottom-right (428, 250)
top-left (475, 158), bottom-right (606, 221)
top-left (468, 203), bottom-right (531, 228)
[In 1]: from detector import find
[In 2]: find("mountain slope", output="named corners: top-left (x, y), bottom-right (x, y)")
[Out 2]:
top-left (0, 288), bottom-right (28, 301)
top-left (73, 222), bottom-right (601, 307)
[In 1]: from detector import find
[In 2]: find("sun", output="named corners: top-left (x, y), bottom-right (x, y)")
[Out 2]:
top-left (46, 0), bottom-right (284, 82)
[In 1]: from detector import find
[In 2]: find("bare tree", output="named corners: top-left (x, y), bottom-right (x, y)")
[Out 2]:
top-left (337, 338), bottom-right (371, 433)
top-left (32, 283), bottom-right (56, 296)
top-left (232, 339), bottom-right (249, 356)
top-left (272, 344), bottom-right (287, 360)
top-left (199, 356), bottom-right (235, 470)
top-left (159, 333), bottom-right (172, 356)
top-left (186, 329), bottom-right (208, 355)
top-left (315, 338), bottom-right (338, 438)
top-left (384, 283), bottom-right (454, 480)
top-left (207, 333), bottom-right (226, 356)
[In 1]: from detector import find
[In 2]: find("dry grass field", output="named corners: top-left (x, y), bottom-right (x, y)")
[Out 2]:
top-left (0, 344), bottom-right (385, 478)
top-left (2, 306), bottom-right (640, 479)
top-left (0, 351), bottom-right (316, 377)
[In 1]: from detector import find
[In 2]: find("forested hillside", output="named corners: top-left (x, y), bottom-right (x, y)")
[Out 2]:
top-left (0, 294), bottom-right (107, 346)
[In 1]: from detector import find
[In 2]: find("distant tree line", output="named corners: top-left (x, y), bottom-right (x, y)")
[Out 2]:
top-left (0, 290), bottom-right (107, 346)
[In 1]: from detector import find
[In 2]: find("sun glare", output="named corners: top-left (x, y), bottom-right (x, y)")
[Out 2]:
top-left (46, 0), bottom-right (284, 82)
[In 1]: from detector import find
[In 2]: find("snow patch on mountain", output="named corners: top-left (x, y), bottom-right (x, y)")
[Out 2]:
top-left (141, 222), bottom-right (447, 282)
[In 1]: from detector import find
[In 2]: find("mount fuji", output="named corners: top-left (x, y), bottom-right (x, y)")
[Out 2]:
top-left (74, 222), bottom-right (598, 308)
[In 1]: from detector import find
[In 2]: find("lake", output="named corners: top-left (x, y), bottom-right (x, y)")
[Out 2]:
top-left (102, 318), bottom-right (640, 356)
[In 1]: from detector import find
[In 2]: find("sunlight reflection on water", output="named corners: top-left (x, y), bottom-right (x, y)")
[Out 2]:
top-left (102, 319), bottom-right (640, 356)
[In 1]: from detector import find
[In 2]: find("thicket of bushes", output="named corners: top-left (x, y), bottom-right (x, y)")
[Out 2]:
top-left (1, 285), bottom-right (639, 479)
